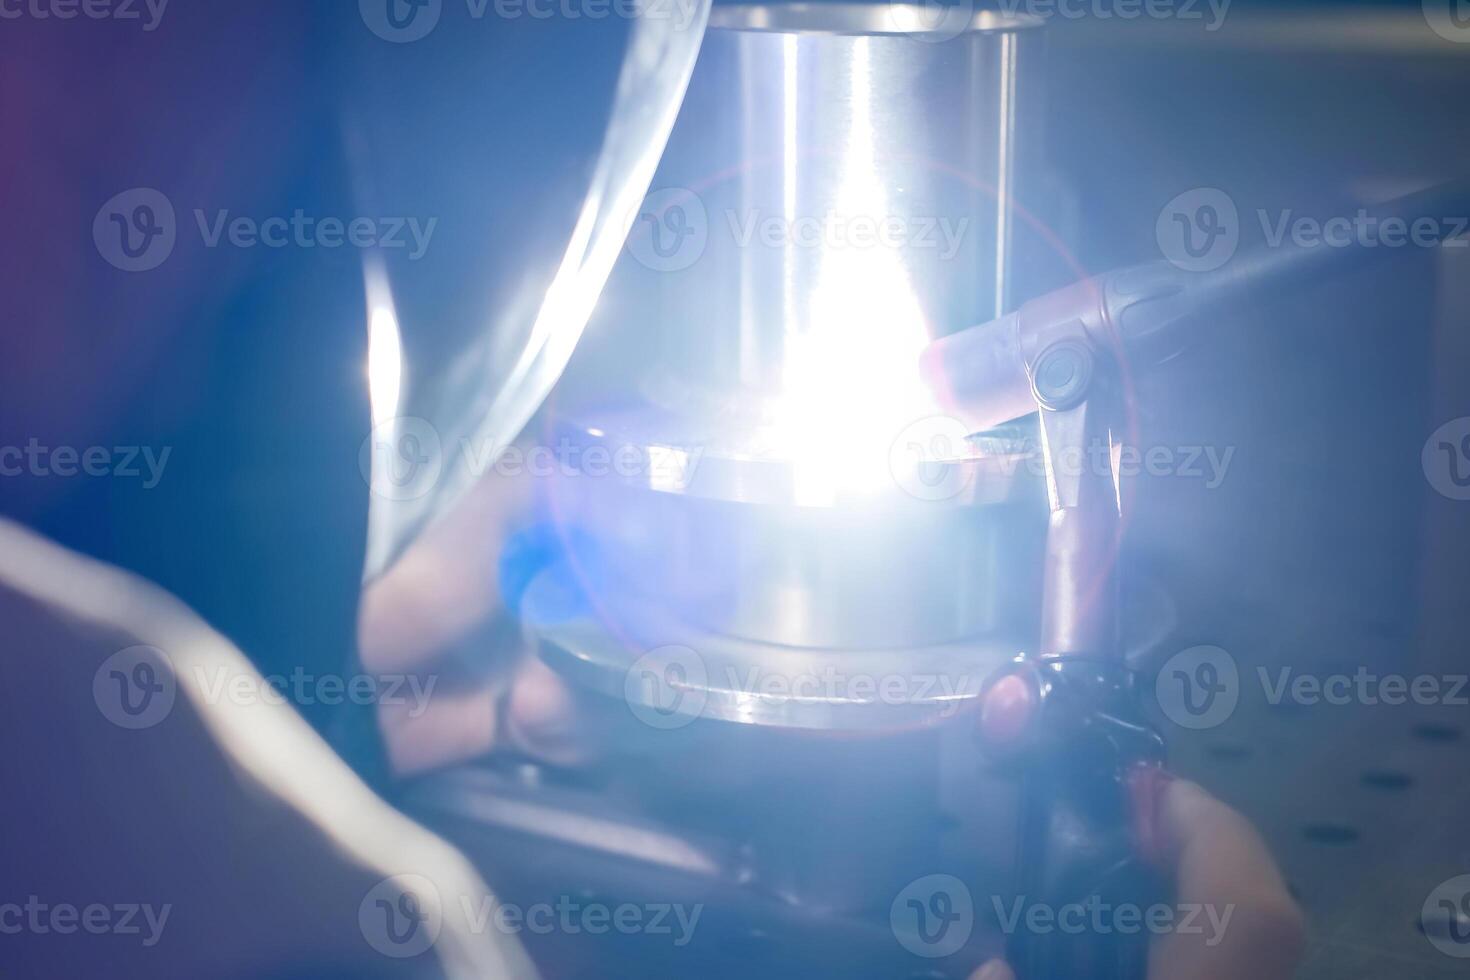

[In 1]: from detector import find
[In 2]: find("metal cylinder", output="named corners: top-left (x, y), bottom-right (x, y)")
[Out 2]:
top-left (638, 4), bottom-right (1045, 402)
top-left (539, 4), bottom-right (1049, 674)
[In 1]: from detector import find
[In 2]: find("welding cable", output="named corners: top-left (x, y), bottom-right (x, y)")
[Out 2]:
top-left (923, 176), bottom-right (1470, 429)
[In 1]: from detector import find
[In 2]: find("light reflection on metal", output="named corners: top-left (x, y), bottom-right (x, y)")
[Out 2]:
top-left (774, 37), bottom-right (936, 506)
top-left (365, 260), bottom-right (403, 428)
top-left (538, 5), bottom-right (1049, 708)
top-left (359, 11), bottom-right (711, 578)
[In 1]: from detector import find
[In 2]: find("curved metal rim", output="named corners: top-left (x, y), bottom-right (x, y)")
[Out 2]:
top-left (523, 569), bottom-right (1024, 731)
top-left (544, 407), bottom-right (1043, 508)
top-left (709, 3), bottom-right (1046, 36)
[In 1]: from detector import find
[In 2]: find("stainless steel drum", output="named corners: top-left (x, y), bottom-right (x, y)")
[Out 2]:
top-left (647, 3), bottom-right (1046, 398)
top-left (531, 4), bottom-right (1049, 725)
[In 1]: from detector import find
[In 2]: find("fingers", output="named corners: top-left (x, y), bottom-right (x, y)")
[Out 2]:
top-left (1149, 780), bottom-right (1305, 980)
top-left (969, 960), bottom-right (1016, 980)
top-left (377, 650), bottom-right (605, 776)
top-left (359, 467), bottom-right (533, 674)
top-left (358, 466), bottom-right (548, 777)
top-left (377, 679), bottom-right (500, 776)
top-left (503, 656), bottom-right (606, 768)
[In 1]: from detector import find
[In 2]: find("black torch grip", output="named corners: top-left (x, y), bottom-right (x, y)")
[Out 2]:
top-left (1009, 755), bottom-right (1162, 980)
top-left (982, 657), bottom-right (1167, 980)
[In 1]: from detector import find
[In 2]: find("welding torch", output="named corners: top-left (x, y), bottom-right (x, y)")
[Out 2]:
top-left (918, 178), bottom-right (1470, 980)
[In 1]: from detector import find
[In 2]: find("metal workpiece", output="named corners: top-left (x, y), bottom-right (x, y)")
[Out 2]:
top-left (521, 559), bottom-right (1024, 728)
top-left (590, 3), bottom-right (1047, 511)
top-left (533, 4), bottom-right (1053, 670)
top-left (544, 477), bottom-right (1042, 650)
top-left (540, 394), bottom-right (1043, 507)
top-left (649, 4), bottom-right (1044, 398)
top-left (536, 403), bottom-right (1047, 652)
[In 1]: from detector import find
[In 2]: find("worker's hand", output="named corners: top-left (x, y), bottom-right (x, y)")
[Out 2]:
top-left (358, 467), bottom-right (596, 776)
top-left (969, 779), bottom-right (1305, 980)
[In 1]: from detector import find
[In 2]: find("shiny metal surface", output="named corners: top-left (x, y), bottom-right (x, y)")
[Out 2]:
top-left (534, 5), bottom-right (1049, 692)
top-left (356, 11), bottom-right (710, 577)
top-left (523, 561), bottom-right (1024, 727)
top-left (544, 405), bottom-right (1041, 506)
top-left (639, 5), bottom-right (1043, 414)
top-left (545, 466), bottom-right (1043, 650)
